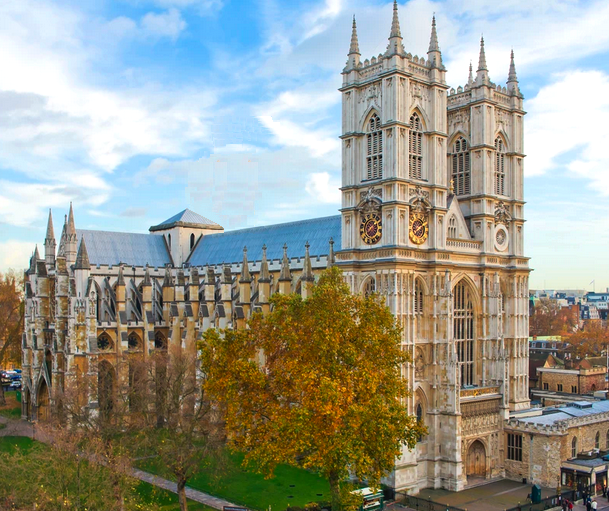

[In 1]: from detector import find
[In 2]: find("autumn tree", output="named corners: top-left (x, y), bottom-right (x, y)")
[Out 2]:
top-left (567, 321), bottom-right (609, 359)
top-left (529, 298), bottom-right (578, 337)
top-left (137, 347), bottom-right (224, 511)
top-left (202, 266), bottom-right (423, 510)
top-left (0, 270), bottom-right (24, 405)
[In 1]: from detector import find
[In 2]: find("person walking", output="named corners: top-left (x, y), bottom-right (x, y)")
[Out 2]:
top-left (591, 499), bottom-right (597, 510)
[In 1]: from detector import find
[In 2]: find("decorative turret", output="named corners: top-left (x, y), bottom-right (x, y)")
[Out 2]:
top-left (468, 61), bottom-right (474, 87)
top-left (142, 265), bottom-right (152, 287)
top-left (239, 247), bottom-right (252, 283)
top-left (385, 0), bottom-right (405, 57)
top-left (258, 245), bottom-right (271, 310)
top-left (427, 15), bottom-right (443, 69)
top-left (57, 216), bottom-right (67, 258)
top-left (44, 209), bottom-right (56, 269)
top-left (74, 238), bottom-right (90, 270)
top-left (239, 247), bottom-right (252, 314)
top-left (205, 266), bottom-right (216, 305)
top-left (162, 266), bottom-right (175, 305)
top-left (327, 238), bottom-right (335, 269)
top-left (65, 203), bottom-right (77, 267)
top-left (29, 246), bottom-right (40, 275)
top-left (278, 244), bottom-right (292, 294)
top-left (476, 36), bottom-right (490, 85)
top-left (301, 242), bottom-right (314, 299)
top-left (346, 16), bottom-right (361, 70)
top-left (507, 50), bottom-right (521, 96)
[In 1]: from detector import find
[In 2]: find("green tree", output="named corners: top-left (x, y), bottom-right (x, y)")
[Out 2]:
top-left (202, 266), bottom-right (423, 510)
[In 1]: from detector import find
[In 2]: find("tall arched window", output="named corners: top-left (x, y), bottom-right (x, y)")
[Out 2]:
top-left (409, 113), bottom-right (423, 180)
top-left (452, 137), bottom-right (470, 195)
top-left (154, 331), bottom-right (167, 351)
top-left (190, 233), bottom-right (195, 251)
top-left (495, 137), bottom-right (506, 196)
top-left (572, 437), bottom-right (578, 458)
top-left (363, 277), bottom-right (376, 297)
top-left (454, 282), bottom-right (475, 386)
top-left (366, 114), bottom-right (383, 180)
top-left (448, 216), bottom-right (457, 238)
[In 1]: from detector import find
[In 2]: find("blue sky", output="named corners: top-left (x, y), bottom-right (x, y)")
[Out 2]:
top-left (0, 0), bottom-right (608, 291)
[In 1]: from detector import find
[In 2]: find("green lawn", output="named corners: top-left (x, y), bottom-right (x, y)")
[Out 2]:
top-left (0, 437), bottom-right (214, 511)
top-left (0, 390), bottom-right (21, 418)
top-left (140, 450), bottom-right (331, 510)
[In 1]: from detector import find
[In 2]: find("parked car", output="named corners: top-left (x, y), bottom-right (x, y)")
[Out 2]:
top-left (9, 380), bottom-right (21, 390)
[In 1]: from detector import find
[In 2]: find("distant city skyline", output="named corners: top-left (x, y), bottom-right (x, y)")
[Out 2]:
top-left (0, 0), bottom-right (608, 291)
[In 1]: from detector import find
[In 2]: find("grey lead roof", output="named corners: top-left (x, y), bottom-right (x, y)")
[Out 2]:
top-left (77, 230), bottom-right (171, 268)
top-left (515, 400), bottom-right (609, 427)
top-left (149, 209), bottom-right (221, 231)
top-left (188, 215), bottom-right (341, 267)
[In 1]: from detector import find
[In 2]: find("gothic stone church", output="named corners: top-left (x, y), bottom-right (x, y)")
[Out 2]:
top-left (22, 2), bottom-right (530, 494)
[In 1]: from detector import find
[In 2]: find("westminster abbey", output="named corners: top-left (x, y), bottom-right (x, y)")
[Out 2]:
top-left (22, 1), bottom-right (530, 493)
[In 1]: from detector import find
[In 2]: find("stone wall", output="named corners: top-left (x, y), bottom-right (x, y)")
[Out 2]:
top-left (538, 369), bottom-right (606, 395)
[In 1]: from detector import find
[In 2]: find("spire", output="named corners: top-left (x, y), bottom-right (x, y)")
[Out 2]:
top-left (428, 15), bottom-right (439, 52)
top-left (468, 61), bottom-right (474, 85)
top-left (346, 15), bottom-right (361, 70)
top-left (259, 245), bottom-right (270, 282)
top-left (75, 237), bottom-right (90, 270)
top-left (67, 202), bottom-right (76, 236)
top-left (302, 241), bottom-right (314, 282)
top-left (143, 265), bottom-right (152, 286)
top-left (279, 244), bottom-right (291, 282)
top-left (349, 16), bottom-right (360, 55)
top-left (57, 215), bottom-right (67, 257)
top-left (507, 49), bottom-right (521, 96)
top-left (117, 265), bottom-right (125, 286)
top-left (476, 36), bottom-right (489, 84)
top-left (327, 238), bottom-right (335, 268)
top-left (240, 246), bottom-right (252, 283)
top-left (45, 209), bottom-right (55, 241)
top-left (385, 0), bottom-right (405, 56)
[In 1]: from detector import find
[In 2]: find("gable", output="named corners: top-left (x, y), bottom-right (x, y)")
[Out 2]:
top-left (446, 195), bottom-right (472, 240)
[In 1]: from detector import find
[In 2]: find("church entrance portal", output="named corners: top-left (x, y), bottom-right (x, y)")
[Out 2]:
top-left (37, 379), bottom-right (50, 422)
top-left (467, 440), bottom-right (486, 479)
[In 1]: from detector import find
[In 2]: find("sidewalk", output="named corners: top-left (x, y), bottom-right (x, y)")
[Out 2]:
top-left (0, 415), bottom-right (237, 510)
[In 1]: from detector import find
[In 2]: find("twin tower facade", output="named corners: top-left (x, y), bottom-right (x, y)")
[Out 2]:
top-left (22, 1), bottom-right (531, 494)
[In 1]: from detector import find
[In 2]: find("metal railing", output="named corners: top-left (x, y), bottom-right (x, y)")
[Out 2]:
top-left (504, 484), bottom-right (596, 511)
top-left (396, 493), bottom-right (467, 511)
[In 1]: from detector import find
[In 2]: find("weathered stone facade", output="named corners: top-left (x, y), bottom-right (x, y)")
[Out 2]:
top-left (22, 3), bottom-right (530, 494)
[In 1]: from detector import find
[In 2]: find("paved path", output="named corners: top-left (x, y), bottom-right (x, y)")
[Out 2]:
top-left (0, 415), bottom-right (238, 510)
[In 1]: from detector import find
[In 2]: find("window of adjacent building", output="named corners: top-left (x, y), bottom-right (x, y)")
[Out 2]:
top-left (572, 437), bottom-right (578, 458)
top-left (366, 114), bottom-right (383, 180)
top-left (572, 385), bottom-right (577, 393)
top-left (507, 433), bottom-right (523, 462)
top-left (596, 431), bottom-right (600, 450)
top-left (454, 282), bottom-right (475, 386)
top-left (557, 383), bottom-right (563, 392)
top-left (495, 137), bottom-right (506, 196)
top-left (448, 216), bottom-right (457, 238)
top-left (543, 382), bottom-right (549, 390)
top-left (409, 113), bottom-right (423, 180)
top-left (452, 137), bottom-right (470, 195)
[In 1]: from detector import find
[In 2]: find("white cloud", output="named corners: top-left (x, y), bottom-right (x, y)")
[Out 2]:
top-left (525, 70), bottom-right (609, 196)
top-left (148, 0), bottom-right (223, 14)
top-left (0, 240), bottom-right (34, 273)
top-left (141, 9), bottom-right (186, 40)
top-left (305, 172), bottom-right (341, 204)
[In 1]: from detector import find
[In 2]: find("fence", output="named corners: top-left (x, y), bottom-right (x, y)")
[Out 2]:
top-left (395, 493), bottom-right (466, 511)
top-left (504, 484), bottom-right (596, 511)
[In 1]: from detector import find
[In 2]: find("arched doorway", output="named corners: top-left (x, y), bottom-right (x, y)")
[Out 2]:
top-left (37, 379), bottom-right (50, 422)
top-left (467, 440), bottom-right (486, 478)
top-left (23, 387), bottom-right (31, 420)
top-left (98, 360), bottom-right (115, 421)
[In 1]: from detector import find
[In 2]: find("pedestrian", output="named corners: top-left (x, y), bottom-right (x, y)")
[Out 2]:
top-left (592, 500), bottom-right (597, 510)
top-left (562, 497), bottom-right (567, 511)
top-left (568, 500), bottom-right (574, 511)
top-left (587, 495), bottom-right (592, 511)
top-left (604, 486), bottom-right (607, 498)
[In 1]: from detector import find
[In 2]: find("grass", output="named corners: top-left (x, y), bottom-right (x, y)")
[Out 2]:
top-left (0, 391), bottom-right (21, 418)
top-left (140, 449), bottom-right (331, 510)
top-left (0, 437), bottom-right (214, 511)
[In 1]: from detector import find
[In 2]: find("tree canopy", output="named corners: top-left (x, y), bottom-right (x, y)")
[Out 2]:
top-left (202, 266), bottom-right (423, 509)
top-left (529, 298), bottom-right (578, 337)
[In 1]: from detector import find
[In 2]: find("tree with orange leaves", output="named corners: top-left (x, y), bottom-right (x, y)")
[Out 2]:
top-left (567, 321), bottom-right (609, 359)
top-left (202, 266), bottom-right (423, 510)
top-left (0, 270), bottom-right (24, 406)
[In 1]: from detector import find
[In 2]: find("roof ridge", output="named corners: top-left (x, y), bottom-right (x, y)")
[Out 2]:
top-left (203, 214), bottom-right (342, 238)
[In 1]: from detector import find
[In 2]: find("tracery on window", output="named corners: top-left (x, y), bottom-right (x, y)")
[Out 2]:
top-left (97, 333), bottom-right (114, 351)
top-left (454, 282), bottom-right (475, 386)
top-left (448, 216), bottom-right (457, 239)
top-left (452, 137), bottom-right (470, 195)
top-left (495, 137), bottom-right (506, 196)
top-left (128, 333), bottom-right (141, 351)
top-left (366, 114), bottom-right (383, 180)
top-left (363, 277), bottom-right (376, 297)
top-left (409, 113), bottom-right (423, 180)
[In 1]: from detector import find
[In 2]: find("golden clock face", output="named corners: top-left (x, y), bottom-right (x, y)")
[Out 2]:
top-left (360, 212), bottom-right (382, 245)
top-left (409, 211), bottom-right (429, 245)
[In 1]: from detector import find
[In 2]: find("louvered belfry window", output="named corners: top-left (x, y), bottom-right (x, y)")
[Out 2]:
top-left (452, 137), bottom-right (470, 195)
top-left (366, 114), bottom-right (383, 180)
top-left (495, 137), bottom-right (506, 195)
top-left (409, 113), bottom-right (423, 179)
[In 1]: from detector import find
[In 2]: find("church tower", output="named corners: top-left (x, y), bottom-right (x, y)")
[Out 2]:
top-left (337, 4), bottom-right (531, 495)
